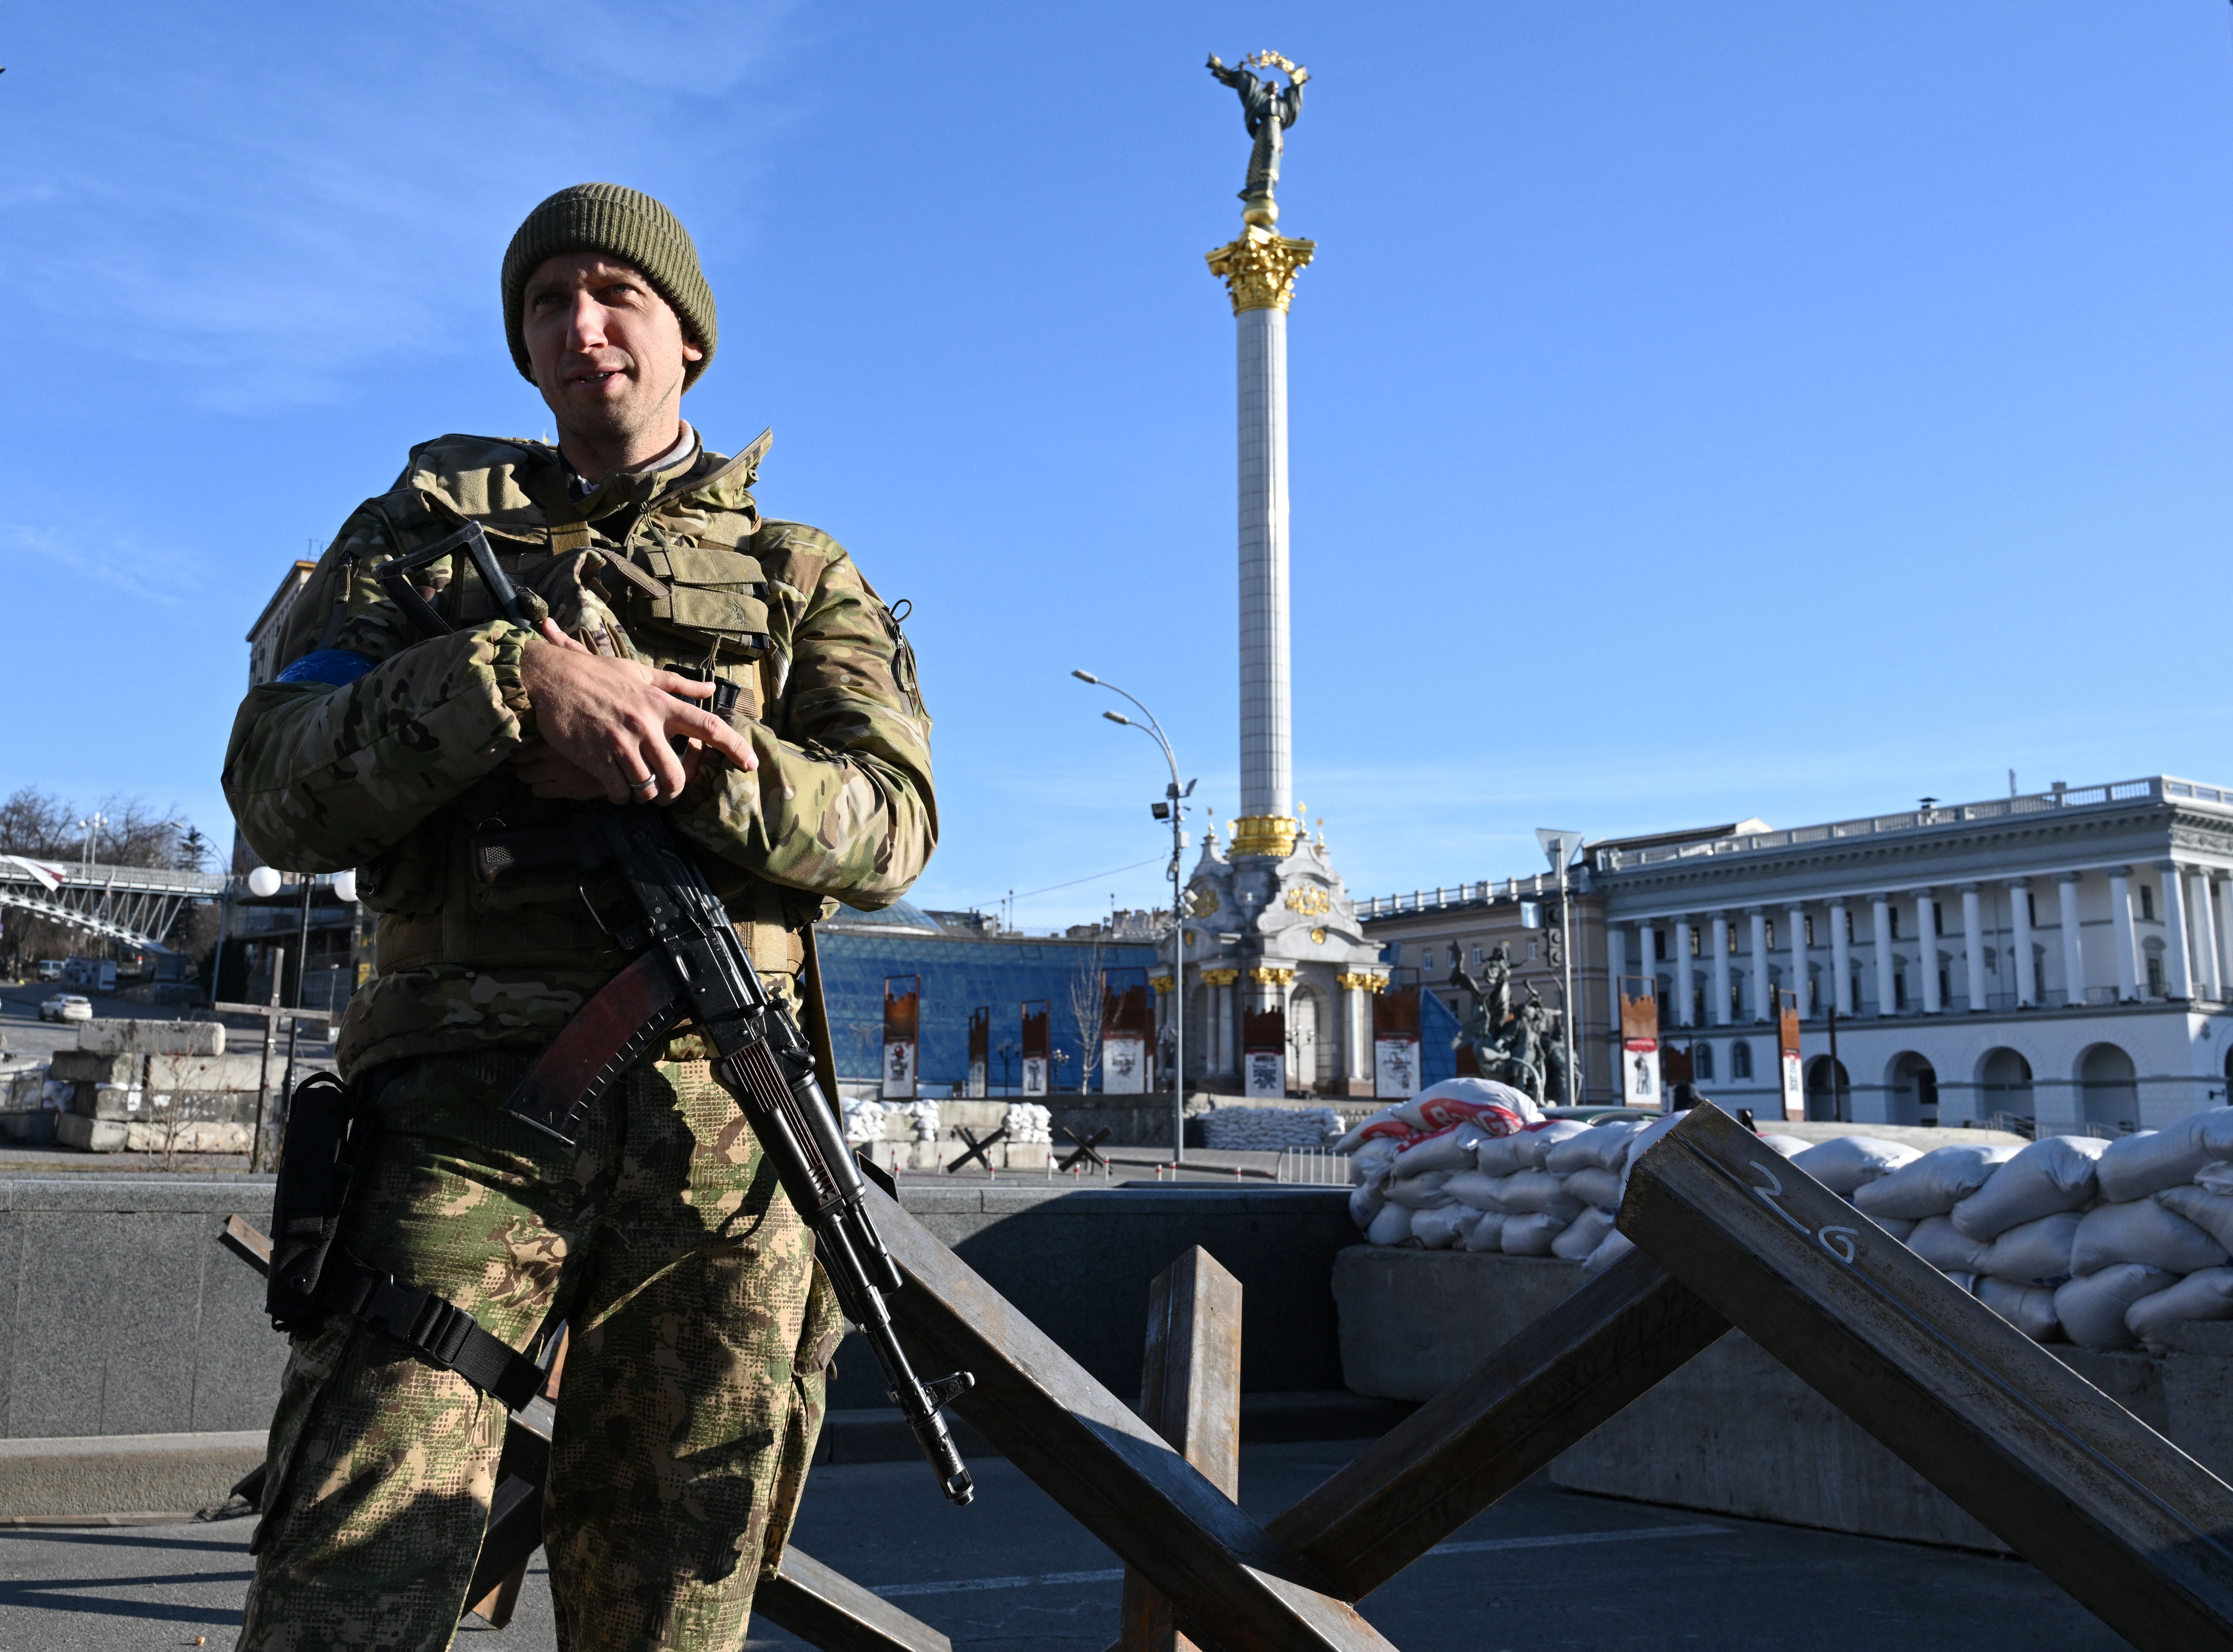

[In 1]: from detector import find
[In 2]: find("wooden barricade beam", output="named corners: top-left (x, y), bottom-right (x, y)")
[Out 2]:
top-left (1120, 1246), bottom-right (1244, 1652)
top-left (1265, 1245), bottom-right (1728, 1600)
top-left (861, 1179), bottom-right (1398, 1652)
top-left (1623, 1102), bottom-right (2233, 1651)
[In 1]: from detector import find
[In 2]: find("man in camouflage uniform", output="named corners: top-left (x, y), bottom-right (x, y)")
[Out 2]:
top-left (222, 182), bottom-right (935, 1650)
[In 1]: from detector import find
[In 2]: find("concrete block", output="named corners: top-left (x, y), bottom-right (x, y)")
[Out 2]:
top-left (73, 1083), bottom-right (146, 1122)
top-left (54, 1115), bottom-right (127, 1152)
top-left (1332, 1247), bottom-right (1590, 1402)
top-left (76, 1020), bottom-right (223, 1057)
top-left (147, 1053), bottom-right (265, 1092)
top-left (150, 1090), bottom-right (260, 1125)
top-left (0, 1114), bottom-right (57, 1146)
top-left (48, 1051), bottom-right (138, 1085)
top-left (0, 1430), bottom-right (266, 1519)
top-left (938, 1101), bottom-right (1008, 1132)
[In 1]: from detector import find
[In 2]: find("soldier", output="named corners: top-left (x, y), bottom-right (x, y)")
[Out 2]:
top-left (222, 182), bottom-right (935, 1650)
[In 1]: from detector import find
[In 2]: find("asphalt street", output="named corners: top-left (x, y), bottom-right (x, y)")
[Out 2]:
top-left (0, 1440), bottom-right (2124, 1651)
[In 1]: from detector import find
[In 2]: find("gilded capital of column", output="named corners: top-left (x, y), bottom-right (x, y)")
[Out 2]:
top-left (1206, 227), bottom-right (1316, 316)
top-left (1228, 813), bottom-right (1303, 859)
top-left (1200, 968), bottom-right (1241, 986)
top-left (1150, 974), bottom-right (1177, 994)
top-left (1336, 971), bottom-right (1389, 994)
top-left (1248, 966), bottom-right (1296, 986)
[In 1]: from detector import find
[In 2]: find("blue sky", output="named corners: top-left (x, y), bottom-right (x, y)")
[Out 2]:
top-left (7, 3), bottom-right (2233, 926)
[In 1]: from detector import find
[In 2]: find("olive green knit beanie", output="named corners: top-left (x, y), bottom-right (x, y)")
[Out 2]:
top-left (501, 182), bottom-right (717, 389)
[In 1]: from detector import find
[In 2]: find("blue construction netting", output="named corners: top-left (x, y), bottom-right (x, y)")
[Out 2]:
top-left (815, 905), bottom-right (1160, 1092)
top-left (1419, 986), bottom-right (1460, 1088)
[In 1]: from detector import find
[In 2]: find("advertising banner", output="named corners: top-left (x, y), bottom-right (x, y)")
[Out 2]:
top-left (1243, 1005), bottom-right (1287, 1099)
top-left (1779, 997), bottom-right (1804, 1122)
top-left (967, 1006), bottom-right (989, 1099)
top-left (1618, 976), bottom-right (1661, 1111)
top-left (1020, 999), bottom-right (1049, 1098)
top-left (881, 975), bottom-right (920, 1100)
top-left (1101, 968), bottom-right (1151, 1095)
top-left (1372, 976), bottom-right (1421, 1099)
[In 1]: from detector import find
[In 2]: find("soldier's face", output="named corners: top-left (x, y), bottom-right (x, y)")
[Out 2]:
top-left (522, 254), bottom-right (705, 441)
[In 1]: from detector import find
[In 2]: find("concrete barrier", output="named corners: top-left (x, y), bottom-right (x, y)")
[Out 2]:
top-left (1333, 1244), bottom-right (2233, 1552)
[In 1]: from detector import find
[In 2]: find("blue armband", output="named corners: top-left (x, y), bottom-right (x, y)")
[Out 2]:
top-left (276, 650), bottom-right (378, 688)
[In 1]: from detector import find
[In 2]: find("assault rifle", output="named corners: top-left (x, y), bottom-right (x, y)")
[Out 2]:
top-left (388, 521), bottom-right (975, 1506)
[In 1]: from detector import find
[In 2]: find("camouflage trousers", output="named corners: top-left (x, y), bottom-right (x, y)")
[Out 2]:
top-left (237, 1050), bottom-right (842, 1652)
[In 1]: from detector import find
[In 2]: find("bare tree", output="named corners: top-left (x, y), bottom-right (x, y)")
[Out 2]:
top-left (1064, 936), bottom-right (1109, 1093)
top-left (0, 787), bottom-right (214, 975)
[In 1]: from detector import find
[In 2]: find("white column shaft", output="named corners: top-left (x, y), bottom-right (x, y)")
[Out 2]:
top-left (2109, 871), bottom-right (2139, 1001)
top-left (2009, 881), bottom-right (2038, 1006)
top-left (1872, 898), bottom-right (1897, 1015)
top-left (1235, 305), bottom-right (1291, 819)
top-left (1748, 910), bottom-right (1769, 1021)
top-left (1961, 887), bottom-right (1986, 1011)
top-left (2192, 874), bottom-right (2223, 1000)
top-left (1710, 915), bottom-right (1732, 1026)
top-left (2163, 864), bottom-right (2195, 998)
top-left (1608, 927), bottom-right (1629, 1002)
top-left (1916, 893), bottom-right (1942, 1013)
top-left (2058, 875), bottom-right (2087, 1004)
top-left (1786, 906), bottom-right (1806, 1016)
top-left (1675, 919), bottom-right (1696, 1026)
top-left (1830, 903), bottom-right (1854, 1015)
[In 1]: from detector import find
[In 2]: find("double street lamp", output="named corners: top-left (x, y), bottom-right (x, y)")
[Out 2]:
top-left (1073, 670), bottom-right (1195, 1163)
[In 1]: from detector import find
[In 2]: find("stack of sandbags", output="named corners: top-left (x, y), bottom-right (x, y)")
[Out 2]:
top-left (1345, 1079), bottom-right (1545, 1246)
top-left (842, 1096), bottom-right (891, 1146)
top-left (1002, 1102), bottom-right (1053, 1144)
top-left (1200, 1104), bottom-right (1342, 1150)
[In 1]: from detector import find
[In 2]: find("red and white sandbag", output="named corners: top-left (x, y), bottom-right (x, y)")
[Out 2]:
top-left (1398, 1077), bottom-right (1542, 1135)
top-left (1391, 1122), bottom-right (1492, 1177)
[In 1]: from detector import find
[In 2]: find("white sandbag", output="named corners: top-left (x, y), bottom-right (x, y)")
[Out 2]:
top-left (2070, 1200), bottom-right (2229, 1277)
top-left (1757, 1133), bottom-right (1809, 1158)
top-left (1544, 1119), bottom-right (1647, 1176)
top-left (2096, 1111), bottom-right (2233, 1203)
top-left (2154, 1185), bottom-right (2233, 1255)
top-left (1791, 1135), bottom-right (1919, 1196)
top-left (1498, 1211), bottom-right (1568, 1257)
top-left (2127, 1266), bottom-right (2233, 1346)
top-left (1948, 1135), bottom-right (2110, 1240)
top-left (1583, 1229), bottom-right (1636, 1272)
top-left (1351, 1138), bottom-right (1402, 1185)
top-left (1365, 1203), bottom-right (1415, 1247)
top-left (1441, 1170), bottom-right (1511, 1211)
top-left (1976, 1276), bottom-right (2061, 1341)
top-left (1391, 1123), bottom-right (1489, 1176)
top-left (1382, 1170), bottom-right (1455, 1210)
top-left (1620, 1111), bottom-right (1687, 1176)
top-left (1478, 1119), bottom-right (1589, 1175)
top-left (2195, 1160), bottom-right (2233, 1197)
top-left (1334, 1105), bottom-right (1421, 1156)
top-left (1552, 1207), bottom-right (1618, 1260)
top-left (1411, 1206), bottom-right (1481, 1250)
top-left (1944, 1271), bottom-right (1979, 1296)
top-left (1462, 1211), bottom-right (1507, 1252)
top-left (1564, 1166), bottom-right (1624, 1212)
top-left (1907, 1216), bottom-right (1992, 1275)
top-left (1396, 1077), bottom-right (1543, 1134)
top-left (1347, 1179), bottom-right (1387, 1230)
top-left (1852, 1144), bottom-right (2018, 1221)
top-left (1871, 1215), bottom-right (1918, 1243)
top-left (1491, 1170), bottom-right (1584, 1222)
top-left (2056, 1264), bottom-right (2179, 1350)
top-left (1974, 1211), bottom-right (2082, 1287)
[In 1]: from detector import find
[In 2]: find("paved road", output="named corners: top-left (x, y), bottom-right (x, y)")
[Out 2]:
top-left (0, 1441), bottom-right (2121, 1651)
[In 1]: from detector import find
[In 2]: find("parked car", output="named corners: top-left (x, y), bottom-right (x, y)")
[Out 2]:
top-left (39, 994), bottom-right (92, 1023)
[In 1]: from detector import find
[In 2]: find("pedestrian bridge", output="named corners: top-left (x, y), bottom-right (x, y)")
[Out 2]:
top-left (0, 855), bottom-right (225, 952)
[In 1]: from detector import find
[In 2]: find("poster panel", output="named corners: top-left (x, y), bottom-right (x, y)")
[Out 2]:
top-left (1020, 999), bottom-right (1049, 1098)
top-left (1372, 979), bottom-right (1422, 1100)
top-left (1243, 1005), bottom-right (1286, 1099)
top-left (967, 1006), bottom-right (989, 1099)
top-left (1101, 968), bottom-right (1151, 1095)
top-left (1102, 1035), bottom-right (1148, 1094)
top-left (1779, 1000), bottom-right (1805, 1121)
top-left (882, 975), bottom-right (919, 1101)
top-left (1618, 975), bottom-right (1661, 1111)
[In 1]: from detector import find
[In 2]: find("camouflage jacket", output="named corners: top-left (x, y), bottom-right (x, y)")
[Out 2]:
top-left (222, 430), bottom-right (935, 1077)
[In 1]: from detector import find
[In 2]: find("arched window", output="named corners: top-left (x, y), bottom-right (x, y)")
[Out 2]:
top-left (1731, 1040), bottom-right (1753, 1080)
top-left (2081, 1044), bottom-right (2138, 1131)
top-left (1695, 1042), bottom-right (1716, 1081)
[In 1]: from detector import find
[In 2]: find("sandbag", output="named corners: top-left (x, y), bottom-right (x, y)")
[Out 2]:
top-left (1552, 1207), bottom-right (1618, 1260)
top-left (1365, 1203), bottom-right (1415, 1247)
top-left (2097, 1110), bottom-right (2233, 1203)
top-left (2155, 1185), bottom-right (2233, 1255)
top-left (1564, 1166), bottom-right (1624, 1212)
top-left (1351, 1137), bottom-right (1402, 1182)
top-left (1411, 1206), bottom-right (1482, 1250)
top-left (1347, 1178), bottom-right (1387, 1229)
top-left (1758, 1133), bottom-right (1810, 1158)
top-left (1853, 1144), bottom-right (2018, 1221)
top-left (2127, 1266), bottom-right (2233, 1346)
top-left (2196, 1160), bottom-right (2233, 1197)
top-left (1544, 1119), bottom-right (1647, 1176)
top-left (1948, 1135), bottom-right (2109, 1240)
top-left (1441, 1170), bottom-right (1511, 1212)
top-left (1479, 1119), bottom-right (1589, 1175)
top-left (1976, 1276), bottom-right (2060, 1342)
top-left (1621, 1112), bottom-right (1686, 1175)
top-left (1492, 1170), bottom-right (1584, 1222)
top-left (1974, 1211), bottom-right (2081, 1287)
top-left (1908, 1216), bottom-right (1992, 1275)
top-left (1498, 1211), bottom-right (1568, 1257)
top-left (1462, 1210), bottom-right (1507, 1252)
top-left (1390, 1123), bottom-right (1488, 1177)
top-left (2054, 1263), bottom-right (2179, 1350)
top-left (1871, 1215), bottom-right (1918, 1243)
top-left (1333, 1105), bottom-right (1420, 1156)
top-left (1394, 1078), bottom-right (1540, 1135)
top-left (1382, 1170), bottom-right (1456, 1210)
top-left (2070, 1200), bottom-right (2229, 1277)
top-left (1583, 1229), bottom-right (1636, 1272)
top-left (1791, 1135), bottom-right (1919, 1196)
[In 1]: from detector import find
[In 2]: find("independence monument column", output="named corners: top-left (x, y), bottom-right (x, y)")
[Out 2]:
top-left (1206, 50), bottom-right (1314, 862)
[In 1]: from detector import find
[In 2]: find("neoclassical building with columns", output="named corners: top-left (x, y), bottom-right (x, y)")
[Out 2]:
top-left (1594, 776), bottom-right (2233, 1132)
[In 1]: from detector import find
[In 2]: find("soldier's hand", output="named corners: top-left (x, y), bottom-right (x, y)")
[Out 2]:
top-left (517, 620), bottom-right (757, 804)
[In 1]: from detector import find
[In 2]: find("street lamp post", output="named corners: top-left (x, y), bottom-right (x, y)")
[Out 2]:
top-left (1536, 829), bottom-right (1585, 1105)
top-left (1073, 671), bottom-right (1195, 1164)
